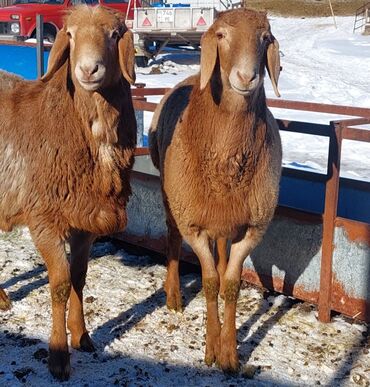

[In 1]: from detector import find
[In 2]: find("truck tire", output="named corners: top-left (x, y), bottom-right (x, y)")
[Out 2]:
top-left (44, 31), bottom-right (55, 43)
top-left (31, 24), bottom-right (56, 43)
top-left (43, 25), bottom-right (56, 43)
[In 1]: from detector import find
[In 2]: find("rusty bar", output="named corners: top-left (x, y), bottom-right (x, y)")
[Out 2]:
top-left (132, 100), bottom-right (158, 112)
top-left (318, 121), bottom-right (343, 322)
top-left (267, 98), bottom-right (370, 118)
top-left (134, 147), bottom-right (151, 156)
top-left (335, 117), bottom-right (370, 126)
top-left (132, 87), bottom-right (171, 97)
top-left (130, 88), bottom-right (370, 118)
top-left (132, 96), bottom-right (147, 103)
top-left (342, 127), bottom-right (370, 142)
top-left (129, 88), bottom-right (370, 117)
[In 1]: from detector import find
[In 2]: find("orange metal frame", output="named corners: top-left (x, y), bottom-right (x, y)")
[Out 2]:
top-left (131, 87), bottom-right (370, 322)
top-left (319, 117), bottom-right (370, 321)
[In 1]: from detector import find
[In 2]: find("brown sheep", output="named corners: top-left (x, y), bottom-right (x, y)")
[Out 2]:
top-left (0, 5), bottom-right (136, 380)
top-left (149, 8), bottom-right (282, 372)
top-left (0, 70), bottom-right (24, 90)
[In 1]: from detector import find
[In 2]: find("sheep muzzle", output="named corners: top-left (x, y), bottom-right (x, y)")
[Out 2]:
top-left (74, 55), bottom-right (107, 91)
top-left (228, 68), bottom-right (261, 96)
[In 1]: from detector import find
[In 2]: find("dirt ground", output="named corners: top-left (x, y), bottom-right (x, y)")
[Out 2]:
top-left (245, 0), bottom-right (367, 17)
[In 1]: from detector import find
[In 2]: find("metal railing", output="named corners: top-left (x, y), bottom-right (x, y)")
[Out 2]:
top-left (318, 116), bottom-right (370, 321)
top-left (353, 1), bottom-right (370, 33)
top-left (131, 87), bottom-right (370, 322)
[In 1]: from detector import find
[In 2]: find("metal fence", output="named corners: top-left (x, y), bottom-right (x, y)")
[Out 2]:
top-left (131, 88), bottom-right (370, 323)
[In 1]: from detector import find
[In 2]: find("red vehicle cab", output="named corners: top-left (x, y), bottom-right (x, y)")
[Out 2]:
top-left (0, 0), bottom-right (140, 42)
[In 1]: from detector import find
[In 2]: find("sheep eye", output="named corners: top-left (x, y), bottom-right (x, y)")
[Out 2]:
top-left (261, 32), bottom-right (270, 42)
top-left (216, 32), bottom-right (225, 40)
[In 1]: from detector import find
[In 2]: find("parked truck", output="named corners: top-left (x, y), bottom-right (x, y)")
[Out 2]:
top-left (0, 0), bottom-right (140, 43)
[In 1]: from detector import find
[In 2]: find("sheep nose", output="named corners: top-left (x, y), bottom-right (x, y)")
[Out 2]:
top-left (237, 70), bottom-right (257, 84)
top-left (80, 63), bottom-right (99, 78)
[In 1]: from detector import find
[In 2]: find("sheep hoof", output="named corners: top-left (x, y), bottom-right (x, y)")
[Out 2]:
top-left (217, 351), bottom-right (240, 374)
top-left (205, 335), bottom-right (220, 366)
top-left (0, 288), bottom-right (11, 310)
top-left (78, 332), bottom-right (95, 352)
top-left (205, 353), bottom-right (216, 367)
top-left (165, 292), bottom-right (183, 312)
top-left (48, 348), bottom-right (71, 381)
top-left (166, 298), bottom-right (183, 312)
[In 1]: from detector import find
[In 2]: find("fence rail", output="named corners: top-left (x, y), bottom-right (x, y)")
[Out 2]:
top-left (131, 87), bottom-right (370, 322)
top-left (353, 1), bottom-right (370, 33)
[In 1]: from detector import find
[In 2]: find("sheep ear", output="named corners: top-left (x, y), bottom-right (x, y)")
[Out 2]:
top-left (118, 30), bottom-right (136, 85)
top-left (41, 28), bottom-right (70, 82)
top-left (266, 35), bottom-right (281, 98)
top-left (200, 29), bottom-right (217, 91)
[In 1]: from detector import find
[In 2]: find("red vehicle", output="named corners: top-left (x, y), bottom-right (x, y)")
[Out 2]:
top-left (0, 0), bottom-right (140, 42)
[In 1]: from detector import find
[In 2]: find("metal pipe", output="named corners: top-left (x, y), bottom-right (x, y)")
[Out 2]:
top-left (36, 14), bottom-right (44, 78)
top-left (267, 98), bottom-right (370, 118)
top-left (318, 121), bottom-right (343, 322)
top-left (130, 88), bottom-right (370, 118)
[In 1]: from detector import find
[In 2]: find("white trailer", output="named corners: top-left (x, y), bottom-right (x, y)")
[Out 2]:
top-left (132, 0), bottom-right (241, 65)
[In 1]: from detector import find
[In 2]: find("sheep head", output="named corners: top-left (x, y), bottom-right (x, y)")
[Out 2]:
top-left (42, 5), bottom-right (136, 91)
top-left (200, 9), bottom-right (281, 98)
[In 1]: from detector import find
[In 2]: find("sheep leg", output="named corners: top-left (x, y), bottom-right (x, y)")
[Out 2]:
top-left (0, 287), bottom-right (11, 310)
top-left (218, 225), bottom-right (267, 373)
top-left (215, 238), bottom-right (228, 299)
top-left (67, 231), bottom-right (95, 352)
top-left (164, 219), bottom-right (183, 312)
top-left (30, 229), bottom-right (71, 381)
top-left (186, 232), bottom-right (221, 366)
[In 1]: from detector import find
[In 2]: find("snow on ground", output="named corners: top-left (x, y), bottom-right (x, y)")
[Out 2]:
top-left (0, 230), bottom-right (369, 386)
top-left (135, 16), bottom-right (370, 181)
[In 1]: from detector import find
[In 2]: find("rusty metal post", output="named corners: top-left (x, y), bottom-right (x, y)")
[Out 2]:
top-left (318, 121), bottom-right (343, 322)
